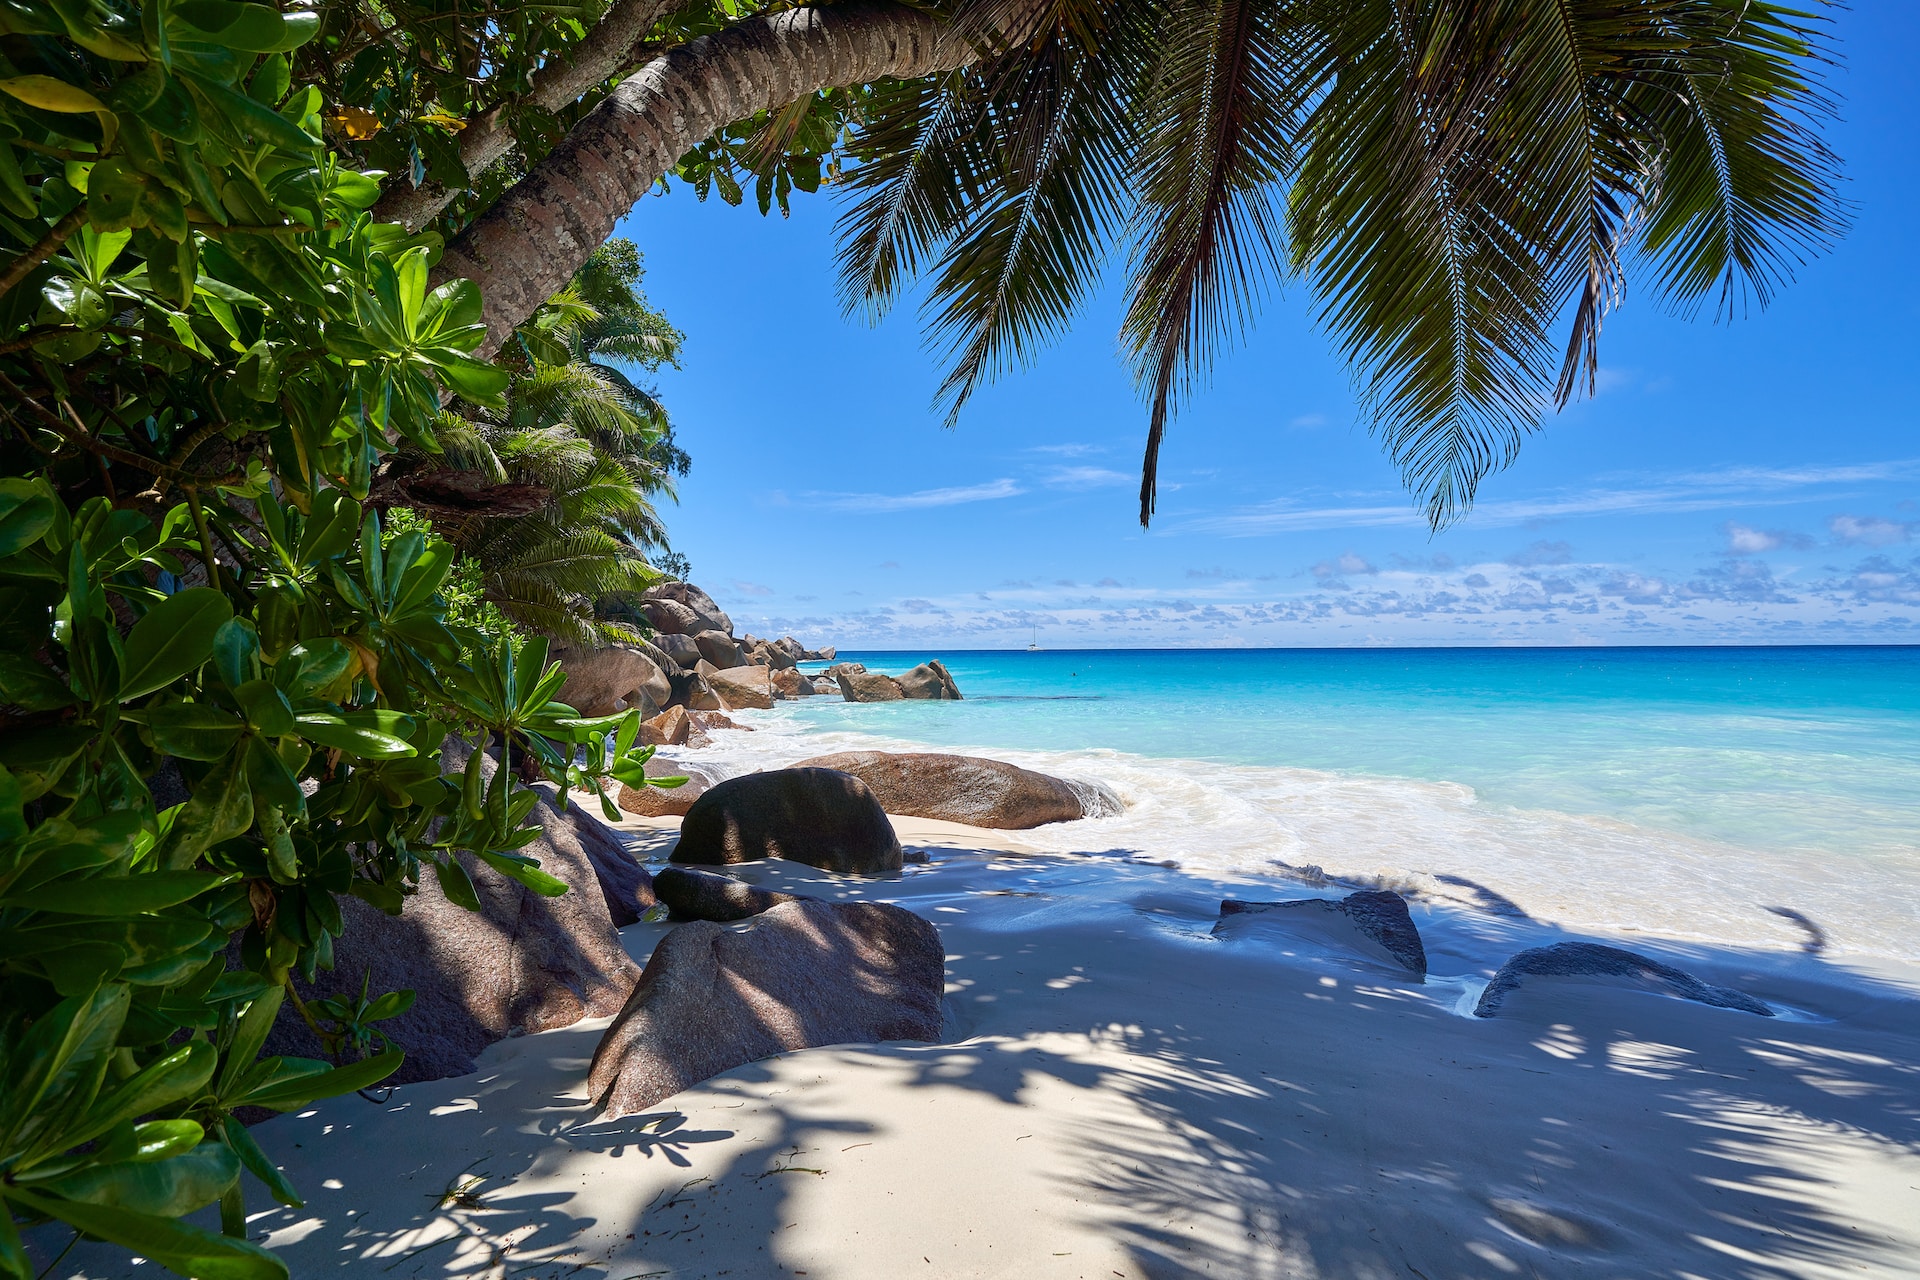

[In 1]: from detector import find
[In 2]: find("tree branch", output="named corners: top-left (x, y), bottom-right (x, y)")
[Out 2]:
top-left (435, 0), bottom-right (974, 354)
top-left (0, 206), bottom-right (88, 299)
top-left (372, 0), bottom-right (686, 230)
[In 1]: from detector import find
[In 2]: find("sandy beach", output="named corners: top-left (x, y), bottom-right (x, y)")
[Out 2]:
top-left (44, 807), bottom-right (1920, 1280)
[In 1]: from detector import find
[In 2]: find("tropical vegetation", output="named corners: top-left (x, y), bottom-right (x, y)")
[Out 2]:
top-left (0, 0), bottom-right (1845, 1273)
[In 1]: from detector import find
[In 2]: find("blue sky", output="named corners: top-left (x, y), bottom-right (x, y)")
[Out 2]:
top-left (613, 6), bottom-right (1918, 649)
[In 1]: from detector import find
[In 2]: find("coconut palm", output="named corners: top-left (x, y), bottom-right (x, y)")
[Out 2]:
top-left (389, 241), bottom-right (691, 644)
top-left (425, 0), bottom-right (1844, 530)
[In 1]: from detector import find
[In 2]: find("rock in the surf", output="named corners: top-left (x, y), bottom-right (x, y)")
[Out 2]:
top-left (1472, 941), bottom-right (1772, 1018)
top-left (586, 900), bottom-right (943, 1119)
top-left (793, 750), bottom-right (1103, 829)
top-left (1216, 890), bottom-right (1428, 978)
top-left (671, 768), bottom-right (902, 873)
top-left (894, 660), bottom-right (964, 700)
top-left (838, 669), bottom-right (905, 702)
top-left (707, 663), bottom-right (774, 711)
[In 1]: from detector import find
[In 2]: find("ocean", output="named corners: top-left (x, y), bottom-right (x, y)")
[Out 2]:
top-left (681, 646), bottom-right (1920, 962)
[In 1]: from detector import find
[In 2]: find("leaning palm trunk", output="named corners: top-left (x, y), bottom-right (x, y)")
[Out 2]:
top-left (436, 0), bottom-right (973, 354)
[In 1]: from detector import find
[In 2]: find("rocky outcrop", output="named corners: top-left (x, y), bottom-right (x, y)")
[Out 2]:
top-left (268, 740), bottom-right (640, 1084)
top-left (791, 751), bottom-right (1108, 829)
top-left (640, 597), bottom-right (705, 636)
top-left (707, 663), bottom-right (774, 711)
top-left (1215, 891), bottom-right (1428, 978)
top-left (1473, 942), bottom-right (1773, 1018)
top-left (586, 900), bottom-right (944, 1118)
top-left (669, 668), bottom-right (722, 712)
top-left (654, 631), bottom-right (703, 669)
top-left (770, 668), bottom-right (814, 699)
top-left (644, 580), bottom-right (734, 636)
top-left (895, 660), bottom-right (963, 700)
top-left (838, 669), bottom-right (906, 702)
top-left (653, 865), bottom-right (812, 922)
top-left (694, 631), bottom-right (746, 669)
top-left (671, 768), bottom-right (902, 874)
top-left (641, 706), bottom-right (693, 746)
top-left (550, 644), bottom-right (670, 717)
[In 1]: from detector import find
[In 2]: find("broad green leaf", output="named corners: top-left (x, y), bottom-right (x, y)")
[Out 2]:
top-left (9, 871), bottom-right (234, 916)
top-left (120, 588), bottom-right (233, 699)
top-left (237, 1050), bottom-right (402, 1110)
top-left (475, 850), bottom-right (568, 897)
top-left (144, 703), bottom-right (245, 760)
top-left (220, 1114), bottom-right (302, 1208)
top-left (10, 1186), bottom-right (288, 1280)
top-left (0, 477), bottom-right (56, 556)
top-left (293, 712), bottom-right (414, 759)
top-left (433, 856), bottom-right (480, 911)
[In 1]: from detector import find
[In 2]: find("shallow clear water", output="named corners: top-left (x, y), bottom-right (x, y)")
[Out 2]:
top-left (683, 647), bottom-right (1920, 960)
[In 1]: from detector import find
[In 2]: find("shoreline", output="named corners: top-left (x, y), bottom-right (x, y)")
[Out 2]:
top-left (43, 811), bottom-right (1920, 1280)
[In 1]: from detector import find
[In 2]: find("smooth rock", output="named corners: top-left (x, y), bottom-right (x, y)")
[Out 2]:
top-left (644, 581), bottom-right (733, 636)
top-left (708, 663), bottom-right (774, 711)
top-left (689, 710), bottom-right (750, 734)
top-left (669, 669), bottom-right (722, 712)
top-left (268, 739), bottom-right (638, 1084)
top-left (639, 597), bottom-right (702, 636)
top-left (550, 644), bottom-right (670, 717)
top-left (641, 706), bottom-right (693, 747)
top-left (838, 669), bottom-right (904, 702)
top-left (792, 751), bottom-right (1100, 829)
top-left (695, 631), bottom-right (746, 669)
top-left (653, 865), bottom-right (812, 922)
top-left (825, 662), bottom-right (866, 678)
top-left (770, 668), bottom-right (814, 699)
top-left (1216, 890), bottom-right (1428, 977)
top-left (1473, 942), bottom-right (1773, 1018)
top-left (894, 660), bottom-right (963, 700)
top-left (672, 768), bottom-right (902, 874)
top-left (654, 632), bottom-right (703, 669)
top-left (586, 900), bottom-right (943, 1119)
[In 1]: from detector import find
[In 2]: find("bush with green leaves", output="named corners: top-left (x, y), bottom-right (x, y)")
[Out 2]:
top-left (0, 3), bottom-right (664, 1276)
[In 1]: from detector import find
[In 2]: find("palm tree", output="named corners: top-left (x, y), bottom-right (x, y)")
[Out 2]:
top-left (388, 241), bottom-right (691, 644)
top-left (429, 0), bottom-right (1844, 530)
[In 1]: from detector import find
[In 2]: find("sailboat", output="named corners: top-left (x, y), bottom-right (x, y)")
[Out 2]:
top-left (1027, 627), bottom-right (1041, 652)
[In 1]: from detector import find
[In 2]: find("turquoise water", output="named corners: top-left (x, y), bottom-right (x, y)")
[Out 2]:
top-left (809, 647), bottom-right (1920, 862)
top-left (689, 647), bottom-right (1920, 958)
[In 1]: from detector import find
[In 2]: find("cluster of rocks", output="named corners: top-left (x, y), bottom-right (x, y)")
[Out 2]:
top-left (551, 580), bottom-right (969, 754)
top-left (1210, 890), bottom-right (1775, 1019)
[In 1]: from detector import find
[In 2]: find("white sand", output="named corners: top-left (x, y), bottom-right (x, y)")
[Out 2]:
top-left (42, 814), bottom-right (1920, 1280)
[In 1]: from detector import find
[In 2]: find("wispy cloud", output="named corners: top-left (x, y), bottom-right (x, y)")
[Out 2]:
top-left (1044, 466), bottom-right (1132, 490)
top-left (1189, 459), bottom-right (1920, 536)
top-left (1027, 442), bottom-right (1101, 457)
top-left (813, 478), bottom-right (1024, 513)
top-left (1830, 514), bottom-right (1913, 547)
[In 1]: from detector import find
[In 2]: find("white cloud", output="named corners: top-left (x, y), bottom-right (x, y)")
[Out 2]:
top-left (1725, 523), bottom-right (1783, 554)
top-left (1028, 442), bottom-right (1100, 456)
top-left (1043, 466), bottom-right (1132, 490)
top-left (1189, 458), bottom-right (1920, 537)
top-left (1289, 413), bottom-right (1328, 429)
top-left (1830, 514), bottom-right (1912, 547)
top-left (814, 478), bottom-right (1024, 513)
top-left (730, 580), bottom-right (774, 597)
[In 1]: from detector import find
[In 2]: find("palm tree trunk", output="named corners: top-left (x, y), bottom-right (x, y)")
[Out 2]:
top-left (432, 0), bottom-right (973, 356)
top-left (374, 0), bottom-right (684, 231)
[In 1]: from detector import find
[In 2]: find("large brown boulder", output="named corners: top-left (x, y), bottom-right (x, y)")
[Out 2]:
top-left (654, 865), bottom-right (812, 922)
top-left (694, 630), bottom-right (746, 669)
top-left (550, 644), bottom-right (670, 717)
top-left (268, 740), bottom-right (641, 1084)
top-left (790, 751), bottom-right (1100, 829)
top-left (640, 597), bottom-right (702, 636)
top-left (671, 768), bottom-right (902, 873)
top-left (894, 660), bottom-right (963, 700)
top-left (586, 900), bottom-right (943, 1118)
top-left (641, 706), bottom-right (693, 746)
top-left (770, 668), bottom-right (815, 699)
top-left (653, 632), bottom-right (702, 669)
top-left (617, 756), bottom-right (716, 818)
top-left (668, 668), bottom-right (722, 711)
top-left (837, 669), bottom-right (904, 702)
top-left (644, 581), bottom-right (733, 636)
top-left (707, 663), bottom-right (773, 711)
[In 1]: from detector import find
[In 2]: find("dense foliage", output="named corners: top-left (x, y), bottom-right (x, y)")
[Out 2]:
top-left (0, 4), bottom-right (661, 1276)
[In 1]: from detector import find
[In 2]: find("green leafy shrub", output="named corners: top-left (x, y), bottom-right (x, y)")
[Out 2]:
top-left (0, 4), bottom-right (661, 1275)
